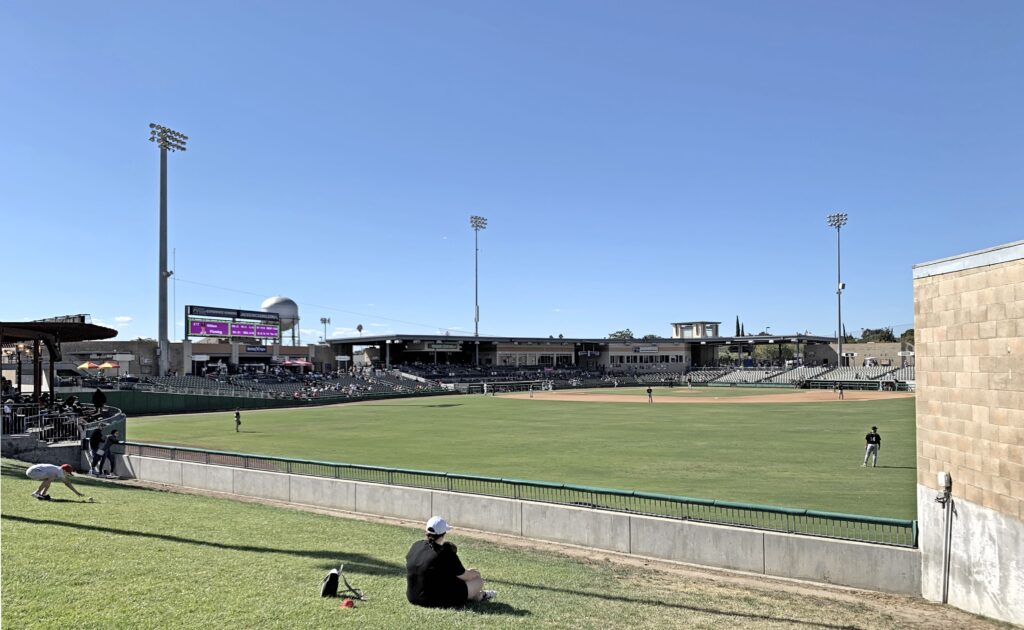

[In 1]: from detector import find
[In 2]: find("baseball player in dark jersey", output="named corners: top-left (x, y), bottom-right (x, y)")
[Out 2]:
top-left (863, 426), bottom-right (881, 467)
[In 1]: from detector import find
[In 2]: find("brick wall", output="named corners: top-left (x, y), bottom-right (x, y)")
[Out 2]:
top-left (914, 256), bottom-right (1024, 521)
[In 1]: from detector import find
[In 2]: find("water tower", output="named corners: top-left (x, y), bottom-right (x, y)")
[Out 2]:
top-left (261, 296), bottom-right (300, 345)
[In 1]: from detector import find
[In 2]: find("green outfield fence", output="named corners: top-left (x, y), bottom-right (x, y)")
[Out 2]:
top-left (121, 441), bottom-right (918, 548)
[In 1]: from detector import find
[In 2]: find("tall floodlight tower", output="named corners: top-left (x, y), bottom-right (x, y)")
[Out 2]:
top-left (470, 215), bottom-right (488, 365)
top-left (827, 213), bottom-right (848, 367)
top-left (149, 123), bottom-right (188, 377)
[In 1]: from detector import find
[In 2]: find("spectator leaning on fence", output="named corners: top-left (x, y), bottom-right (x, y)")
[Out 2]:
top-left (88, 426), bottom-right (103, 474)
top-left (94, 429), bottom-right (120, 477)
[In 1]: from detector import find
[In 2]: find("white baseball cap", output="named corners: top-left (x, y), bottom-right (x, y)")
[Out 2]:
top-left (425, 516), bottom-right (451, 535)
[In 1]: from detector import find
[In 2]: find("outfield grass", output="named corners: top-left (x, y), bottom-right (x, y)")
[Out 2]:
top-left (127, 395), bottom-right (917, 519)
top-left (561, 386), bottom-right (798, 398)
top-left (0, 459), bottom-right (957, 629)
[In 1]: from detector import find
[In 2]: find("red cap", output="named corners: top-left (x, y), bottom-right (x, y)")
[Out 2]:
top-left (340, 599), bottom-right (355, 608)
top-left (60, 464), bottom-right (74, 475)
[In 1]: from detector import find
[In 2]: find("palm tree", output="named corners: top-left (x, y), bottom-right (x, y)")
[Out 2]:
top-left (356, 324), bottom-right (363, 337)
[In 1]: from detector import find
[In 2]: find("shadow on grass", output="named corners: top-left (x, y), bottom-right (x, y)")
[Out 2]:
top-left (465, 601), bottom-right (530, 617)
top-left (371, 403), bottom-right (463, 408)
top-left (3, 515), bottom-right (403, 577)
top-left (489, 578), bottom-right (862, 630)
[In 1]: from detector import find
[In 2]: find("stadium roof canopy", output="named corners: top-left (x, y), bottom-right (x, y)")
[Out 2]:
top-left (1, 317), bottom-right (118, 403)
top-left (327, 333), bottom-right (837, 346)
top-left (1, 317), bottom-right (118, 359)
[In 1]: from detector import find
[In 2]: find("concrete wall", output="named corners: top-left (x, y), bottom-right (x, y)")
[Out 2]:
top-left (119, 454), bottom-right (920, 595)
top-left (914, 241), bottom-right (1024, 626)
top-left (917, 485), bottom-right (1024, 625)
top-left (0, 437), bottom-right (80, 466)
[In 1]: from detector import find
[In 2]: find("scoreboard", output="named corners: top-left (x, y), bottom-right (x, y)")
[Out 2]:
top-left (185, 305), bottom-right (281, 341)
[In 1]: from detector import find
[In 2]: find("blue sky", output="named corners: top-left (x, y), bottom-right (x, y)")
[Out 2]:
top-left (3, 1), bottom-right (1022, 342)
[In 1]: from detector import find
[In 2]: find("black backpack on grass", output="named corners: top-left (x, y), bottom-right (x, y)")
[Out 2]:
top-left (320, 567), bottom-right (340, 597)
top-left (319, 565), bottom-right (365, 600)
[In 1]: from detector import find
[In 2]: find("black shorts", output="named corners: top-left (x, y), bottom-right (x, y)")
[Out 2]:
top-left (411, 580), bottom-right (469, 609)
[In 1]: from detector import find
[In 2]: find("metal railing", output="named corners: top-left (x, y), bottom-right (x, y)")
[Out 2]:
top-left (121, 441), bottom-right (918, 548)
top-left (5, 409), bottom-right (83, 442)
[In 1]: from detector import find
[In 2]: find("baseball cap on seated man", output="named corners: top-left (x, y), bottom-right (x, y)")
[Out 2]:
top-left (425, 516), bottom-right (450, 535)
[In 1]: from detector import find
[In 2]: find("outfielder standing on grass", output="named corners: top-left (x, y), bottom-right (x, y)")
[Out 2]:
top-left (25, 463), bottom-right (90, 501)
top-left (234, 408), bottom-right (241, 432)
top-left (646, 387), bottom-right (654, 404)
top-left (863, 426), bottom-right (881, 467)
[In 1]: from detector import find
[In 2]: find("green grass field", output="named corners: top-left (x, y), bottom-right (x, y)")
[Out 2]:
top-left (559, 386), bottom-right (799, 398)
top-left (6, 458), bottom-right (987, 630)
top-left (127, 392), bottom-right (917, 519)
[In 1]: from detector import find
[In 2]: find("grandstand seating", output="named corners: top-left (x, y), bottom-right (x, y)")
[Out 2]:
top-left (637, 372), bottom-right (685, 384)
top-left (143, 372), bottom-right (442, 399)
top-left (814, 367), bottom-right (896, 381)
top-left (764, 366), bottom-right (830, 384)
top-left (886, 366), bottom-right (915, 381)
top-left (686, 369), bottom-right (729, 383)
top-left (714, 369), bottom-right (784, 384)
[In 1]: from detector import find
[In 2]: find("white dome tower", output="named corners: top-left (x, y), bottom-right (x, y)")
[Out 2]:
top-left (261, 296), bottom-right (300, 344)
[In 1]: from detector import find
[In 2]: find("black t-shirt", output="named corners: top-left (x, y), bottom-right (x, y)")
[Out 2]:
top-left (866, 432), bottom-right (881, 445)
top-left (406, 540), bottom-right (468, 608)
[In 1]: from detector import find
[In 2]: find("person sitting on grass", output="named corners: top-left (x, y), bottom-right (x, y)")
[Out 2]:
top-left (406, 516), bottom-right (497, 609)
top-left (26, 463), bottom-right (88, 501)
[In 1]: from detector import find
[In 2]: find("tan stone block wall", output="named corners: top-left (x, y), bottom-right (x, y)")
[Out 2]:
top-left (915, 258), bottom-right (1024, 521)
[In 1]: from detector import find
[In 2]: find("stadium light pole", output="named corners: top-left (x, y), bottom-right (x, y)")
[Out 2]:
top-left (149, 123), bottom-right (188, 377)
top-left (827, 213), bottom-right (848, 368)
top-left (320, 317), bottom-right (331, 343)
top-left (470, 215), bottom-right (488, 365)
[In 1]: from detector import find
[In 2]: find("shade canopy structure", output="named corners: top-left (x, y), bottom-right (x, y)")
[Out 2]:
top-left (0, 320), bottom-right (118, 347)
top-left (78, 361), bottom-right (100, 370)
top-left (1, 317), bottom-right (117, 405)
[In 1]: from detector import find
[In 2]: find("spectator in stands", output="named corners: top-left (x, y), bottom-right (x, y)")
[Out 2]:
top-left (406, 516), bottom-right (496, 608)
top-left (863, 427), bottom-right (881, 467)
top-left (95, 429), bottom-right (120, 477)
top-left (88, 426), bottom-right (104, 474)
top-left (26, 463), bottom-right (88, 500)
top-left (91, 388), bottom-right (107, 413)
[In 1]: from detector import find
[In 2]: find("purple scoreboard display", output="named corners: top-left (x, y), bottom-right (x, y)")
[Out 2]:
top-left (254, 325), bottom-right (278, 338)
top-left (186, 305), bottom-right (281, 340)
top-left (230, 323), bottom-right (255, 337)
top-left (190, 320), bottom-right (230, 336)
